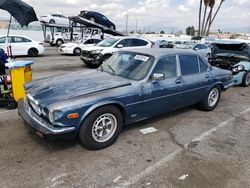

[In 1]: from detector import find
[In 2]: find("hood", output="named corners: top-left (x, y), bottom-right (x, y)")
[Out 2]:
top-left (212, 43), bottom-right (250, 61)
top-left (25, 70), bottom-right (131, 107)
top-left (82, 46), bottom-right (105, 51)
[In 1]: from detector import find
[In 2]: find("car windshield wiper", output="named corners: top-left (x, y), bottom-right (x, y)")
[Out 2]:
top-left (108, 65), bottom-right (115, 75)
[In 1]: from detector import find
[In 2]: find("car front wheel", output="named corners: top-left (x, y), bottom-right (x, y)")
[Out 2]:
top-left (241, 71), bottom-right (250, 87)
top-left (198, 85), bottom-right (221, 111)
top-left (79, 106), bottom-right (123, 150)
top-left (73, 48), bottom-right (81, 56)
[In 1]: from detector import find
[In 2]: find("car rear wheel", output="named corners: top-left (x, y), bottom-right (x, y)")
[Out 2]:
top-left (28, 48), bottom-right (38, 57)
top-left (73, 48), bottom-right (81, 56)
top-left (198, 85), bottom-right (221, 111)
top-left (241, 71), bottom-right (250, 87)
top-left (56, 39), bottom-right (64, 47)
top-left (49, 19), bottom-right (55, 24)
top-left (79, 106), bottom-right (123, 150)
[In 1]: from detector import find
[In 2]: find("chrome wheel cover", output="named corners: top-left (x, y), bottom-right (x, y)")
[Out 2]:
top-left (92, 113), bottom-right (117, 143)
top-left (208, 88), bottom-right (219, 107)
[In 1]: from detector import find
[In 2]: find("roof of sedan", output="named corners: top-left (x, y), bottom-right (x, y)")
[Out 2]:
top-left (120, 48), bottom-right (198, 58)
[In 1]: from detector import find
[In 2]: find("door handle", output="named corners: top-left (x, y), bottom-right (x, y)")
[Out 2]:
top-left (175, 78), bottom-right (182, 84)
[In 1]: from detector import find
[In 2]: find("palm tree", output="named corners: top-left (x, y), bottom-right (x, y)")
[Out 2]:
top-left (198, 0), bottom-right (203, 36)
top-left (201, 0), bottom-right (210, 36)
top-left (203, 0), bottom-right (215, 36)
top-left (206, 0), bottom-right (226, 35)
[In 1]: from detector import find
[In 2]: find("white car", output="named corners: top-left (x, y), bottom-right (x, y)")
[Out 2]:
top-left (192, 44), bottom-right (211, 59)
top-left (59, 38), bottom-right (102, 56)
top-left (80, 36), bottom-right (153, 68)
top-left (0, 35), bottom-right (45, 57)
top-left (40, 14), bottom-right (69, 26)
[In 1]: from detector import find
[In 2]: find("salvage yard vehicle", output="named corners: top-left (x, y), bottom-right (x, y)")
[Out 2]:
top-left (79, 10), bottom-right (116, 30)
top-left (192, 44), bottom-right (211, 60)
top-left (0, 35), bottom-right (44, 57)
top-left (18, 48), bottom-right (234, 150)
top-left (210, 41), bottom-right (250, 86)
top-left (80, 36), bottom-right (153, 68)
top-left (40, 14), bottom-right (69, 26)
top-left (59, 38), bottom-right (101, 56)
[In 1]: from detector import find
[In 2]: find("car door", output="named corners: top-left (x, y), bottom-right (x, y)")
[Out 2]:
top-left (178, 54), bottom-right (210, 107)
top-left (9, 36), bottom-right (30, 56)
top-left (0, 36), bottom-right (7, 52)
top-left (142, 55), bottom-right (183, 117)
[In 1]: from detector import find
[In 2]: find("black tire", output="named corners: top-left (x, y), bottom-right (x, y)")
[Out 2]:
top-left (73, 48), bottom-right (81, 56)
top-left (49, 19), bottom-right (55, 24)
top-left (50, 43), bottom-right (56, 47)
top-left (56, 39), bottom-right (64, 47)
top-left (84, 61), bottom-right (101, 69)
top-left (79, 106), bottom-right (123, 150)
top-left (101, 54), bottom-right (112, 63)
top-left (241, 71), bottom-right (250, 87)
top-left (28, 48), bottom-right (38, 57)
top-left (198, 85), bottom-right (221, 111)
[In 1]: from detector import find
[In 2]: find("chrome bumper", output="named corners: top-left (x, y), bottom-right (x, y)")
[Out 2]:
top-left (18, 99), bottom-right (76, 135)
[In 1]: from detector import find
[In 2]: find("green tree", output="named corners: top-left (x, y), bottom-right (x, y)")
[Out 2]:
top-left (160, 30), bottom-right (165, 34)
top-left (186, 26), bottom-right (195, 36)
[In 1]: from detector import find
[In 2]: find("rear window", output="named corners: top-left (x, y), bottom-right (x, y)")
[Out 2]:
top-left (179, 55), bottom-right (199, 76)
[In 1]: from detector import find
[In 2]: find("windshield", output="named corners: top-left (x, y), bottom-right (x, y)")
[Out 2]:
top-left (97, 38), bottom-right (120, 47)
top-left (101, 52), bottom-right (155, 80)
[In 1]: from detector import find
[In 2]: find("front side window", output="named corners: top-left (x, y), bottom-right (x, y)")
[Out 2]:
top-left (116, 39), bottom-right (131, 47)
top-left (153, 56), bottom-right (177, 78)
top-left (179, 55), bottom-right (199, 76)
top-left (102, 52), bottom-right (155, 80)
top-left (97, 38), bottom-right (120, 47)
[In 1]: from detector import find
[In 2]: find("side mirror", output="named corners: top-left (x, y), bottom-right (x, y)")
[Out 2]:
top-left (117, 44), bottom-right (124, 48)
top-left (152, 73), bottom-right (165, 81)
top-left (194, 47), bottom-right (199, 51)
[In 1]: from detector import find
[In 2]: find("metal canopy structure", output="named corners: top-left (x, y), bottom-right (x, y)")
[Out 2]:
top-left (69, 16), bottom-right (125, 36)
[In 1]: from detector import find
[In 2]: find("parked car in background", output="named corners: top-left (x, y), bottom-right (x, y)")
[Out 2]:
top-left (192, 44), bottom-right (211, 59)
top-left (18, 48), bottom-right (233, 150)
top-left (174, 41), bottom-right (191, 49)
top-left (159, 40), bottom-right (174, 48)
top-left (59, 38), bottom-right (102, 56)
top-left (40, 14), bottom-right (69, 26)
top-left (79, 10), bottom-right (116, 30)
top-left (0, 35), bottom-right (44, 57)
top-left (80, 36), bottom-right (153, 68)
top-left (210, 41), bottom-right (250, 87)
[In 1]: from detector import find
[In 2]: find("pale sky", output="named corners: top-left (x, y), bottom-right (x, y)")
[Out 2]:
top-left (1, 0), bottom-right (249, 32)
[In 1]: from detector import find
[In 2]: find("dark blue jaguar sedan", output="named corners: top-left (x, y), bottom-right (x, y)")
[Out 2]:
top-left (18, 49), bottom-right (234, 150)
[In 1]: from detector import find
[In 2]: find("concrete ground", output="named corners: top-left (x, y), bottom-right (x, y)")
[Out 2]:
top-left (0, 46), bottom-right (250, 188)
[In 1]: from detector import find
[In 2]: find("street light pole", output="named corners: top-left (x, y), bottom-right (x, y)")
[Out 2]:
top-left (125, 14), bottom-right (129, 35)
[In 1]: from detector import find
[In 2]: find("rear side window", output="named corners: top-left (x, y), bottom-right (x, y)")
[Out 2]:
top-left (131, 39), bottom-right (148, 47)
top-left (117, 39), bottom-right (131, 47)
top-left (199, 57), bottom-right (208, 72)
top-left (179, 55), bottom-right (199, 76)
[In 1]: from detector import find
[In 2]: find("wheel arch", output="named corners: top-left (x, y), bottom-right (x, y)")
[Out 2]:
top-left (79, 101), bottom-right (127, 127)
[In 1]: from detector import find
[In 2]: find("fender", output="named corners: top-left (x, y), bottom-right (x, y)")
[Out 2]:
top-left (79, 100), bottom-right (127, 125)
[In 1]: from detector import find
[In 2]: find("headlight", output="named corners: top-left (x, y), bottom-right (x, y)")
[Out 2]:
top-left (232, 65), bottom-right (244, 73)
top-left (48, 110), bottom-right (63, 124)
top-left (91, 49), bottom-right (103, 54)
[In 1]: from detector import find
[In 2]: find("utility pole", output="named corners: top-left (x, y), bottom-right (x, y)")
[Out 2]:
top-left (135, 18), bottom-right (137, 34)
top-left (125, 14), bottom-right (129, 35)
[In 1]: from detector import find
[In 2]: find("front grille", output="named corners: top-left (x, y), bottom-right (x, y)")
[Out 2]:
top-left (82, 50), bottom-right (90, 57)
